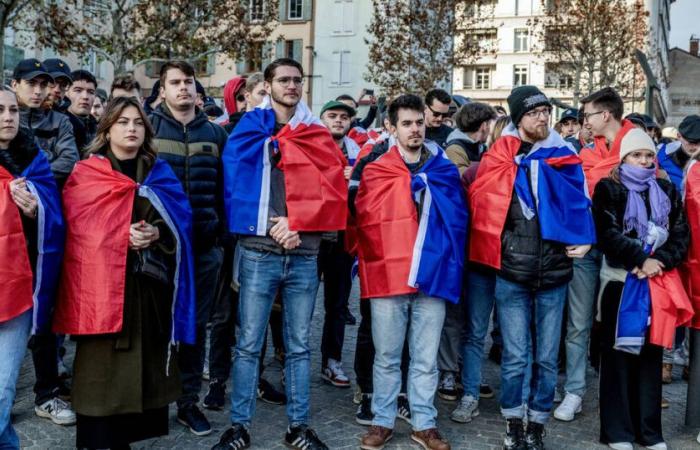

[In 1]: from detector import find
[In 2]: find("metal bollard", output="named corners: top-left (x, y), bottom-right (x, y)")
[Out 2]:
top-left (686, 328), bottom-right (700, 428)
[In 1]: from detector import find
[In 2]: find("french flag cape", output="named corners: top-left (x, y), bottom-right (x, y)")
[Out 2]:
top-left (354, 140), bottom-right (468, 303)
top-left (579, 119), bottom-right (636, 195)
top-left (657, 141), bottom-right (684, 192)
top-left (222, 97), bottom-right (347, 235)
top-left (343, 136), bottom-right (362, 166)
top-left (469, 124), bottom-right (596, 269)
top-left (53, 156), bottom-right (196, 345)
top-left (681, 159), bottom-right (700, 329)
top-left (0, 151), bottom-right (64, 334)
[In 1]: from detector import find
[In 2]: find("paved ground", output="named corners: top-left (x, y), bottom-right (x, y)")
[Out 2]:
top-left (12, 281), bottom-right (700, 449)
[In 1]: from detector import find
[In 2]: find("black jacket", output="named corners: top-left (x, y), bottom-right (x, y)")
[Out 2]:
top-left (593, 177), bottom-right (688, 271)
top-left (498, 142), bottom-right (573, 289)
top-left (149, 104), bottom-right (228, 251)
top-left (66, 112), bottom-right (97, 157)
top-left (425, 124), bottom-right (453, 148)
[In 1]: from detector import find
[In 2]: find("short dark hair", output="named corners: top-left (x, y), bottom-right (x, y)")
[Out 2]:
top-left (494, 105), bottom-right (507, 115)
top-left (424, 88), bottom-right (451, 107)
top-left (580, 87), bottom-right (623, 121)
top-left (110, 74), bottom-right (141, 96)
top-left (335, 94), bottom-right (358, 108)
top-left (388, 94), bottom-right (425, 126)
top-left (70, 70), bottom-right (97, 88)
top-left (159, 60), bottom-right (195, 86)
top-left (454, 102), bottom-right (497, 133)
top-left (264, 58), bottom-right (304, 83)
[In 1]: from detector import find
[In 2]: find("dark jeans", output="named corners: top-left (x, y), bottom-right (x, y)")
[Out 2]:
top-left (178, 246), bottom-right (224, 408)
top-left (318, 239), bottom-right (353, 364)
top-left (354, 298), bottom-right (409, 394)
top-left (599, 281), bottom-right (663, 446)
top-left (28, 333), bottom-right (60, 405)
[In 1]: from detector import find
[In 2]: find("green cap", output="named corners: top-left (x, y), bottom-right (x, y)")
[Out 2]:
top-left (320, 100), bottom-right (356, 118)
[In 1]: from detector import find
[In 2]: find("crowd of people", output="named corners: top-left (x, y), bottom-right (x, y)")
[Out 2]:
top-left (1, 54), bottom-right (700, 450)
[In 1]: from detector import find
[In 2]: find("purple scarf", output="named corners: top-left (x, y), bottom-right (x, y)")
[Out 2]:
top-left (619, 163), bottom-right (671, 239)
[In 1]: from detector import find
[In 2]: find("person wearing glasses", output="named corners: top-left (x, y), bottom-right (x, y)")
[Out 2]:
top-left (469, 86), bottom-right (595, 450)
top-left (148, 60), bottom-right (229, 437)
top-left (424, 88), bottom-right (453, 148)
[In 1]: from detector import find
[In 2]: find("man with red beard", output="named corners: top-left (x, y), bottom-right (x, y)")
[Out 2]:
top-left (469, 86), bottom-right (595, 450)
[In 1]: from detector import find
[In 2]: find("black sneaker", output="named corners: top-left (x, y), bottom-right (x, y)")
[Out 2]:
top-left (503, 418), bottom-right (526, 450)
top-left (257, 378), bottom-right (287, 405)
top-left (284, 425), bottom-right (328, 450)
top-left (397, 394), bottom-right (411, 424)
top-left (356, 394), bottom-right (373, 426)
top-left (480, 383), bottom-right (495, 399)
top-left (211, 423), bottom-right (250, 450)
top-left (203, 379), bottom-right (226, 410)
top-left (177, 404), bottom-right (212, 436)
top-left (525, 422), bottom-right (545, 450)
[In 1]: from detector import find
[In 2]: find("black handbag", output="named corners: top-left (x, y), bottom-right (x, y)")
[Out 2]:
top-left (131, 248), bottom-right (170, 284)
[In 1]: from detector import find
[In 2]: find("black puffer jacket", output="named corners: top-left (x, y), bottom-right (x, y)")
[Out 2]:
top-left (593, 177), bottom-right (688, 271)
top-left (150, 104), bottom-right (228, 251)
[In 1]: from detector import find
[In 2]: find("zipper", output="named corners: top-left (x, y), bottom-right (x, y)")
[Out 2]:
top-left (183, 125), bottom-right (190, 195)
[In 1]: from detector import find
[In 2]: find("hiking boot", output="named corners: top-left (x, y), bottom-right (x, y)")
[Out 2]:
top-left (34, 397), bottom-right (76, 425)
top-left (284, 424), bottom-right (328, 450)
top-left (553, 392), bottom-right (582, 422)
top-left (203, 379), bottom-right (226, 410)
top-left (321, 358), bottom-right (351, 388)
top-left (437, 372), bottom-right (458, 401)
top-left (525, 422), bottom-right (545, 450)
top-left (503, 418), bottom-right (526, 450)
top-left (411, 428), bottom-right (450, 450)
top-left (662, 363), bottom-right (673, 384)
top-left (356, 393), bottom-right (374, 426)
top-left (257, 378), bottom-right (286, 405)
top-left (480, 383), bottom-right (494, 399)
top-left (177, 404), bottom-right (212, 436)
top-left (360, 425), bottom-right (393, 450)
top-left (450, 395), bottom-right (479, 423)
top-left (211, 423), bottom-right (250, 450)
top-left (397, 393), bottom-right (411, 424)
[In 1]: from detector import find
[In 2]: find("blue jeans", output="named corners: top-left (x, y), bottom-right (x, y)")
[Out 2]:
top-left (564, 248), bottom-right (601, 396)
top-left (461, 271), bottom-right (497, 399)
top-left (370, 293), bottom-right (445, 431)
top-left (230, 247), bottom-right (320, 428)
top-left (0, 310), bottom-right (32, 450)
top-left (495, 277), bottom-right (567, 424)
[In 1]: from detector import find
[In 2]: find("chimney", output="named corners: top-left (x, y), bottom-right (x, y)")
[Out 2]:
top-left (691, 35), bottom-right (699, 56)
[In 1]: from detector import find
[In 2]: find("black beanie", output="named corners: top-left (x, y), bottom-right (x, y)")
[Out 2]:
top-left (507, 85), bottom-right (551, 125)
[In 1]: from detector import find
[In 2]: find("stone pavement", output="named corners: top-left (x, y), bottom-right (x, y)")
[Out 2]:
top-left (12, 282), bottom-right (700, 449)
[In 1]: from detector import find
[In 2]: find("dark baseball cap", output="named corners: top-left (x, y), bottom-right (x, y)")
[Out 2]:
top-left (13, 59), bottom-right (53, 82)
top-left (679, 115), bottom-right (700, 143)
top-left (558, 108), bottom-right (578, 124)
top-left (320, 100), bottom-right (356, 117)
top-left (43, 58), bottom-right (72, 83)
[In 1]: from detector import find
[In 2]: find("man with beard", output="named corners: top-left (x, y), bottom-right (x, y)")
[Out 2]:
top-left (149, 60), bottom-right (228, 437)
top-left (469, 86), bottom-right (595, 449)
top-left (43, 58), bottom-right (72, 112)
top-left (65, 70), bottom-right (98, 156)
top-left (317, 100), bottom-right (359, 389)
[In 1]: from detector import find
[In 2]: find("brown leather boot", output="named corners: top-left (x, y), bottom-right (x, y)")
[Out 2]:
top-left (411, 428), bottom-right (451, 450)
top-left (360, 425), bottom-right (393, 450)
top-left (662, 363), bottom-right (673, 384)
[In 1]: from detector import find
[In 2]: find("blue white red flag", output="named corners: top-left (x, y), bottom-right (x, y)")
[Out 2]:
top-left (657, 141), bottom-right (684, 192)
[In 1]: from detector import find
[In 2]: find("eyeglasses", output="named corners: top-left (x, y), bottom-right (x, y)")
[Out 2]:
top-left (582, 110), bottom-right (605, 122)
top-left (524, 107), bottom-right (552, 119)
top-left (273, 77), bottom-right (304, 86)
top-left (427, 104), bottom-right (450, 118)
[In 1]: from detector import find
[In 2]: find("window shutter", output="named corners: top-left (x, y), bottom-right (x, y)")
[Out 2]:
top-left (235, 59), bottom-right (246, 75)
top-left (331, 51), bottom-right (340, 85)
top-left (293, 39), bottom-right (303, 63)
top-left (302, 0), bottom-right (312, 21)
top-left (276, 40), bottom-right (285, 59)
top-left (463, 67), bottom-right (473, 89)
top-left (262, 42), bottom-right (273, 68)
top-left (279, 0), bottom-right (287, 21)
top-left (343, 1), bottom-right (354, 34)
top-left (206, 53), bottom-right (216, 76)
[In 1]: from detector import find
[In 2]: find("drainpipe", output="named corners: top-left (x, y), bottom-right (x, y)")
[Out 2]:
top-left (306, 0), bottom-right (316, 106)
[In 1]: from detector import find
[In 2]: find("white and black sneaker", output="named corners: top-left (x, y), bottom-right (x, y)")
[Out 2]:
top-left (356, 394), bottom-right (374, 426)
top-left (211, 423), bottom-right (250, 450)
top-left (437, 372), bottom-right (459, 401)
top-left (284, 425), bottom-right (328, 450)
top-left (396, 394), bottom-right (411, 424)
top-left (34, 397), bottom-right (76, 425)
top-left (504, 418), bottom-right (527, 450)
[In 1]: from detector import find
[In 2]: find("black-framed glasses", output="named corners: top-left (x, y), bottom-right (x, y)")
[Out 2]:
top-left (273, 77), bottom-right (304, 86)
top-left (582, 110), bottom-right (605, 122)
top-left (427, 104), bottom-right (450, 118)
top-left (524, 107), bottom-right (552, 119)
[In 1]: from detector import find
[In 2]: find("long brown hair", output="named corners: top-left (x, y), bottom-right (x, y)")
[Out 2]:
top-left (85, 96), bottom-right (157, 163)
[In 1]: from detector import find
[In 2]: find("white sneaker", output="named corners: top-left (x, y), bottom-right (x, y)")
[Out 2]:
top-left (608, 443), bottom-right (633, 450)
top-left (450, 395), bottom-right (479, 423)
top-left (35, 397), bottom-right (76, 425)
top-left (321, 358), bottom-right (350, 387)
top-left (553, 392), bottom-right (582, 422)
top-left (646, 443), bottom-right (667, 450)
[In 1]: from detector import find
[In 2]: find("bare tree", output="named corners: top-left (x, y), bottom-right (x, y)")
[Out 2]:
top-left (530, 0), bottom-right (648, 105)
top-left (0, 0), bottom-right (34, 84)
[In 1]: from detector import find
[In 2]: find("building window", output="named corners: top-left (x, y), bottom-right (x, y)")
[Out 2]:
top-left (464, 28), bottom-right (498, 53)
top-left (544, 64), bottom-right (574, 89)
top-left (513, 65), bottom-right (528, 87)
top-left (514, 28), bottom-right (529, 52)
top-left (250, 0), bottom-right (264, 21)
top-left (332, 0), bottom-right (355, 35)
top-left (278, 39), bottom-right (303, 63)
top-left (288, 0), bottom-right (304, 20)
top-left (331, 50), bottom-right (351, 86)
top-left (462, 65), bottom-right (494, 90)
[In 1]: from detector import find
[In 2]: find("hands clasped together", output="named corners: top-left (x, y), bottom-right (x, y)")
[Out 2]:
top-left (10, 177), bottom-right (37, 218)
top-left (129, 220), bottom-right (160, 250)
top-left (270, 216), bottom-right (301, 250)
